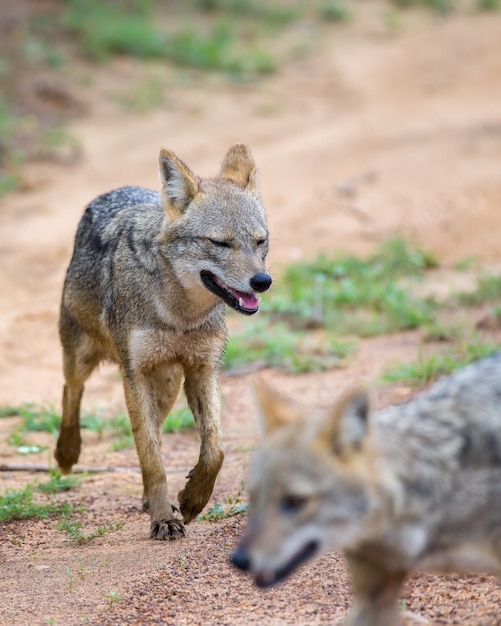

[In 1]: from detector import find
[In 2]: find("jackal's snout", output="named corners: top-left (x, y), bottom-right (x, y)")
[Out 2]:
top-left (230, 547), bottom-right (251, 572)
top-left (250, 272), bottom-right (272, 293)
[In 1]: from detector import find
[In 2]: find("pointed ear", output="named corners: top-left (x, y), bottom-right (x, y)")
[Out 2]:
top-left (159, 149), bottom-right (200, 217)
top-left (319, 386), bottom-right (372, 456)
top-left (251, 377), bottom-right (299, 434)
top-left (219, 143), bottom-right (259, 193)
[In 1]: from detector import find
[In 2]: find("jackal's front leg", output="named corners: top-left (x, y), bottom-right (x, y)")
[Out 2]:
top-left (344, 554), bottom-right (407, 626)
top-left (122, 374), bottom-right (185, 540)
top-left (178, 365), bottom-right (225, 523)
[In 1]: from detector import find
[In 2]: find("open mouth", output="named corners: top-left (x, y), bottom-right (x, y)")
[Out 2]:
top-left (253, 540), bottom-right (319, 588)
top-left (201, 270), bottom-right (259, 315)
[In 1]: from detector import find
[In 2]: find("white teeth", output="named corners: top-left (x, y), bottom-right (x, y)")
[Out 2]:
top-left (239, 297), bottom-right (243, 307)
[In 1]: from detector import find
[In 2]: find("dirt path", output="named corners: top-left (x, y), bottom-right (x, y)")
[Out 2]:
top-left (1, 8), bottom-right (501, 626)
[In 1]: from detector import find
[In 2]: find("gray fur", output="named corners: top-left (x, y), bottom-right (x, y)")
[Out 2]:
top-left (233, 353), bottom-right (501, 625)
top-left (55, 144), bottom-right (271, 540)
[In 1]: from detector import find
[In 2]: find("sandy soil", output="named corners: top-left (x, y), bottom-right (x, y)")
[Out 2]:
top-left (1, 7), bottom-right (501, 626)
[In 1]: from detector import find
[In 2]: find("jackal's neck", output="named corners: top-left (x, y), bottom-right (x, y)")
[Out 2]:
top-left (153, 272), bottom-right (225, 331)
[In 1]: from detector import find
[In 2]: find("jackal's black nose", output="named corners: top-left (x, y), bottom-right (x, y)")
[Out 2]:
top-left (230, 548), bottom-right (251, 572)
top-left (250, 273), bottom-right (272, 293)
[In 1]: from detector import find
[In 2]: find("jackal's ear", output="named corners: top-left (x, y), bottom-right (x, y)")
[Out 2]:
top-left (320, 386), bottom-right (372, 456)
top-left (219, 143), bottom-right (259, 193)
top-left (252, 377), bottom-right (300, 434)
top-left (159, 149), bottom-right (200, 216)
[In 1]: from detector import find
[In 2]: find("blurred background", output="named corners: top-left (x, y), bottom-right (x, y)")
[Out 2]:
top-left (2, 0), bottom-right (501, 264)
top-left (1, 0), bottom-right (501, 399)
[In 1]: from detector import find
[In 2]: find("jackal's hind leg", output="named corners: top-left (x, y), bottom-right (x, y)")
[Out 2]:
top-left (178, 366), bottom-right (225, 523)
top-left (55, 333), bottom-right (100, 473)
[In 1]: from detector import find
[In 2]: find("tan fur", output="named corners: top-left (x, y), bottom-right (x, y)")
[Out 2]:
top-left (55, 144), bottom-right (271, 540)
top-left (232, 356), bottom-right (501, 624)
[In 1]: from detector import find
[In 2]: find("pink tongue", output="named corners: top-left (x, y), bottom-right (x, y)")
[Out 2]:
top-left (233, 290), bottom-right (259, 310)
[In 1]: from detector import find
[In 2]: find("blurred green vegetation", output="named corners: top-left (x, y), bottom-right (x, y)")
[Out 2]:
top-left (224, 238), bottom-right (501, 376)
top-left (225, 239), bottom-right (439, 373)
top-left (1, 401), bottom-right (195, 455)
top-left (0, 484), bottom-right (74, 522)
top-left (391, 0), bottom-right (500, 11)
top-left (224, 317), bottom-right (354, 373)
top-left (1, 0), bottom-right (499, 194)
top-left (265, 238), bottom-right (438, 335)
top-left (0, 0), bottom-right (307, 193)
top-left (382, 337), bottom-right (500, 384)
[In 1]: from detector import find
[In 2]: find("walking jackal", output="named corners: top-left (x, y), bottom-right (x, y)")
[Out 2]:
top-left (55, 143), bottom-right (272, 540)
top-left (232, 354), bottom-right (501, 625)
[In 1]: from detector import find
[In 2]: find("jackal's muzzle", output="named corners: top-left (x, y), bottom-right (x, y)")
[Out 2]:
top-left (201, 270), bottom-right (272, 315)
top-left (230, 539), bottom-right (319, 587)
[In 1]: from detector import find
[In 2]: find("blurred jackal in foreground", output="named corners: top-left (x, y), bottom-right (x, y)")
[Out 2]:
top-left (55, 143), bottom-right (272, 540)
top-left (232, 354), bottom-right (501, 625)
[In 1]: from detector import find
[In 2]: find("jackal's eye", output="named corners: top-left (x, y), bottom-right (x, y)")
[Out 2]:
top-left (208, 238), bottom-right (231, 249)
top-left (256, 238), bottom-right (267, 247)
top-left (280, 494), bottom-right (308, 514)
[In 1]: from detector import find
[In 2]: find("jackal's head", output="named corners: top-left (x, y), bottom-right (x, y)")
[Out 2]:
top-left (157, 143), bottom-right (271, 315)
top-left (231, 380), bottom-right (378, 587)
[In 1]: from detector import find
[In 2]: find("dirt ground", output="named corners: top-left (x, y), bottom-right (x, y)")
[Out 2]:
top-left (1, 6), bottom-right (501, 626)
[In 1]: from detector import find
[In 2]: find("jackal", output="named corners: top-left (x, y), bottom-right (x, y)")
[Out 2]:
top-left (55, 143), bottom-right (272, 540)
top-left (231, 354), bottom-right (501, 625)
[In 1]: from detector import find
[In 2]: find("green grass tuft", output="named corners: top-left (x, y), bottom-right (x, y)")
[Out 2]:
top-left (107, 413), bottom-right (133, 450)
top-left (1, 401), bottom-right (195, 453)
top-left (320, 0), bottom-right (352, 22)
top-left (390, 0), bottom-right (455, 12)
top-left (195, 0), bottom-right (299, 24)
top-left (382, 338), bottom-right (500, 386)
top-left (56, 513), bottom-right (124, 544)
top-left (0, 485), bottom-right (74, 522)
top-left (223, 239), bottom-right (445, 374)
top-left (477, 0), bottom-right (500, 9)
top-left (37, 471), bottom-right (81, 494)
top-left (224, 318), bottom-right (353, 373)
top-left (456, 273), bottom-right (501, 306)
top-left (422, 321), bottom-right (462, 343)
top-left (61, 1), bottom-right (280, 75)
top-left (165, 21), bottom-right (277, 76)
top-left (267, 238), bottom-right (438, 335)
top-left (197, 481), bottom-right (247, 520)
top-left (106, 590), bottom-right (123, 605)
top-left (163, 405), bottom-right (196, 433)
top-left (63, 0), bottom-right (167, 61)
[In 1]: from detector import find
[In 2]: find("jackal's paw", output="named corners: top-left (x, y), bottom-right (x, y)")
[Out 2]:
top-left (150, 517), bottom-right (186, 541)
top-left (54, 431), bottom-right (82, 474)
top-left (178, 488), bottom-right (210, 524)
top-left (178, 453), bottom-right (224, 523)
top-left (178, 472), bottom-right (214, 523)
